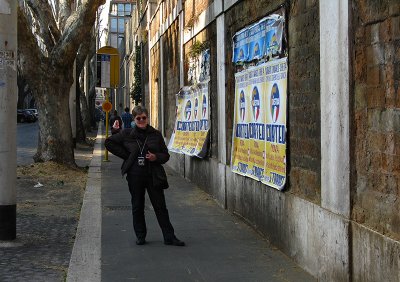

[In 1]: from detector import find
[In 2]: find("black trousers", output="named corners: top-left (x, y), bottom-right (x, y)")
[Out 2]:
top-left (126, 174), bottom-right (175, 241)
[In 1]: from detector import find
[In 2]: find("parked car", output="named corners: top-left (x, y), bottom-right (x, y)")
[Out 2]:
top-left (17, 109), bottom-right (37, 123)
top-left (25, 108), bottom-right (38, 119)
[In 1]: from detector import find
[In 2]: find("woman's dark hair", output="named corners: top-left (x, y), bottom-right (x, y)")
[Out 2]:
top-left (132, 105), bottom-right (148, 118)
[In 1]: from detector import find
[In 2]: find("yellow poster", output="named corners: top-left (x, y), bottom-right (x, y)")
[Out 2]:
top-left (231, 71), bottom-right (252, 176)
top-left (168, 81), bottom-right (210, 158)
top-left (262, 58), bottom-right (287, 189)
top-left (247, 64), bottom-right (268, 181)
top-left (232, 58), bottom-right (287, 190)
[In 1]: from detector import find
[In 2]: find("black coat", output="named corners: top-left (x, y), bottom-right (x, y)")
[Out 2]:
top-left (104, 126), bottom-right (170, 189)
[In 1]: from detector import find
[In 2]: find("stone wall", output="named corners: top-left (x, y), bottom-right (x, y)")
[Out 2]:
top-left (144, 0), bottom-right (400, 280)
top-left (150, 5), bottom-right (160, 39)
top-left (352, 0), bottom-right (400, 240)
top-left (162, 20), bottom-right (181, 139)
top-left (163, 0), bottom-right (179, 21)
top-left (287, 0), bottom-right (320, 202)
top-left (183, 24), bottom-right (219, 157)
top-left (224, 0), bottom-right (321, 202)
top-left (150, 43), bottom-right (160, 129)
top-left (184, 0), bottom-right (214, 27)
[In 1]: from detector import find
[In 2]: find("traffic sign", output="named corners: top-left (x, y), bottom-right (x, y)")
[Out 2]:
top-left (102, 101), bottom-right (112, 112)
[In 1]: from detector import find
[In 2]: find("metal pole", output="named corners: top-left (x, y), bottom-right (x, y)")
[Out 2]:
top-left (0, 2), bottom-right (17, 240)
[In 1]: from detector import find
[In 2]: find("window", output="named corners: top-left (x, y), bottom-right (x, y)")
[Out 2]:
top-left (110, 17), bottom-right (117, 32)
top-left (118, 4), bottom-right (124, 16)
top-left (118, 36), bottom-right (124, 48)
top-left (110, 34), bottom-right (118, 48)
top-left (110, 4), bottom-right (117, 15)
top-left (125, 4), bottom-right (131, 15)
top-left (118, 18), bottom-right (125, 33)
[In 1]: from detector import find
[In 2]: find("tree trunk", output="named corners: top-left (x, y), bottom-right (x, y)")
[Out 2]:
top-left (88, 84), bottom-right (96, 128)
top-left (89, 54), bottom-right (97, 128)
top-left (18, 0), bottom-right (105, 165)
top-left (80, 88), bottom-right (92, 132)
top-left (33, 67), bottom-right (75, 165)
top-left (76, 81), bottom-right (86, 143)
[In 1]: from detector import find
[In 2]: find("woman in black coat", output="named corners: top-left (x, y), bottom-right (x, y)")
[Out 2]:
top-left (104, 105), bottom-right (184, 246)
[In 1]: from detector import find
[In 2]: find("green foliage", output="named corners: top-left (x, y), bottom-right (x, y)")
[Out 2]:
top-left (188, 41), bottom-right (209, 59)
top-left (186, 15), bottom-right (196, 29)
top-left (131, 46), bottom-right (142, 104)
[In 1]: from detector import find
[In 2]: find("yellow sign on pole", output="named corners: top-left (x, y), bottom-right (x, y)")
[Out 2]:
top-left (97, 46), bottom-right (120, 88)
top-left (96, 46), bottom-right (120, 161)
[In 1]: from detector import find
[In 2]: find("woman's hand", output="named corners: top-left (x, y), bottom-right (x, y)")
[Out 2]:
top-left (145, 151), bottom-right (157, 162)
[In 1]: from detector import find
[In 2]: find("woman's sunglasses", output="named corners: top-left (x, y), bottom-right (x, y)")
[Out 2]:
top-left (135, 116), bottom-right (147, 121)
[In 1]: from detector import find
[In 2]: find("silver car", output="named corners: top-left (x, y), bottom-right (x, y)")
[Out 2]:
top-left (25, 108), bottom-right (38, 119)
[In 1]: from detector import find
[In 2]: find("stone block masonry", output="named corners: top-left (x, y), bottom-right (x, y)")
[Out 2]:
top-left (352, 0), bottom-right (400, 241)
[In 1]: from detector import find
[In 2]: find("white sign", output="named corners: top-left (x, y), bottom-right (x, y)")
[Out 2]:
top-left (100, 55), bottom-right (110, 88)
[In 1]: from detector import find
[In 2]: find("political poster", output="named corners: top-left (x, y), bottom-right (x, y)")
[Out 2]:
top-left (232, 29), bottom-right (249, 64)
top-left (247, 21), bottom-right (267, 61)
top-left (168, 81), bottom-right (210, 158)
top-left (262, 58), bottom-right (287, 189)
top-left (231, 58), bottom-right (287, 190)
top-left (231, 70), bottom-right (252, 177)
top-left (247, 64), bottom-right (268, 181)
top-left (264, 16), bottom-right (284, 59)
top-left (232, 12), bottom-right (285, 64)
top-left (188, 49), bottom-right (210, 84)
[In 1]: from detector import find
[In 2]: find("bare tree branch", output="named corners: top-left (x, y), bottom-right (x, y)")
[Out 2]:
top-left (49, 0), bottom-right (59, 22)
top-left (76, 32), bottom-right (94, 77)
top-left (59, 0), bottom-right (73, 31)
top-left (51, 0), bottom-right (105, 67)
top-left (17, 6), bottom-right (45, 91)
top-left (24, 0), bottom-right (61, 51)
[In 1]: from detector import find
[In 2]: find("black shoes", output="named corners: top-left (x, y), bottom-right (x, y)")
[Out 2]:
top-left (136, 237), bottom-right (185, 246)
top-left (136, 238), bottom-right (146, 245)
top-left (164, 237), bottom-right (185, 246)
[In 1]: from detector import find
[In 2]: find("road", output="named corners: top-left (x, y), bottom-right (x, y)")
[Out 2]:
top-left (17, 122), bottom-right (38, 166)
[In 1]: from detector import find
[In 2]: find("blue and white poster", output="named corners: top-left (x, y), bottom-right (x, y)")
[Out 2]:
top-left (248, 21), bottom-right (267, 61)
top-left (232, 11), bottom-right (285, 64)
top-left (232, 29), bottom-right (249, 64)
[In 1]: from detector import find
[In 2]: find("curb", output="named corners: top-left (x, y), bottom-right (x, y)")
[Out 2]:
top-left (66, 124), bottom-right (103, 282)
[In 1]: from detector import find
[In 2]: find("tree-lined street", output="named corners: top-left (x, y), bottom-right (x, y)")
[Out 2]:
top-left (1, 1), bottom-right (399, 281)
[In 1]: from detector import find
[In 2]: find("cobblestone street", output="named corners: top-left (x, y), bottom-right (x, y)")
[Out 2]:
top-left (0, 138), bottom-right (94, 281)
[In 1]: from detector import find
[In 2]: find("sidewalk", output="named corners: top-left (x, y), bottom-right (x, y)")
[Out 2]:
top-left (68, 127), bottom-right (316, 282)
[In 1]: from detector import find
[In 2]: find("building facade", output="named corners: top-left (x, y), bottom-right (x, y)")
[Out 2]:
top-left (106, 0), bottom-right (136, 113)
top-left (129, 1), bottom-right (400, 281)
top-left (107, 0), bottom-right (135, 49)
